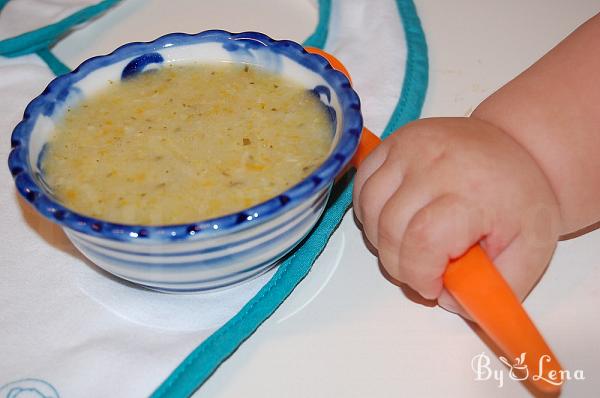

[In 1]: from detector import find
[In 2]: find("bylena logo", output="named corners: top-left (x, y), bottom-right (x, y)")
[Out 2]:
top-left (498, 353), bottom-right (529, 381)
top-left (471, 352), bottom-right (585, 388)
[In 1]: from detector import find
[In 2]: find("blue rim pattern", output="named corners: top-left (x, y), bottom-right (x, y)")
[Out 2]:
top-left (7, 30), bottom-right (362, 242)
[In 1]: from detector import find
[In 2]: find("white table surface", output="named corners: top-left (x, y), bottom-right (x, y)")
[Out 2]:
top-left (51, 0), bottom-right (600, 396)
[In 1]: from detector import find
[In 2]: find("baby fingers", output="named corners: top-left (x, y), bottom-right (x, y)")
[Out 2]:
top-left (378, 193), bottom-right (488, 300)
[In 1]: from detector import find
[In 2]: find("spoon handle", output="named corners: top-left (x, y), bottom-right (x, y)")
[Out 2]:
top-left (355, 128), bottom-right (562, 394)
top-left (306, 46), bottom-right (563, 393)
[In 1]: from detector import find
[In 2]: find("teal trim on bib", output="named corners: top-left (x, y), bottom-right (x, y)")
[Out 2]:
top-left (1, 1), bottom-right (427, 395)
top-left (151, 182), bottom-right (355, 398)
top-left (150, 0), bottom-right (428, 396)
top-left (36, 48), bottom-right (70, 76)
top-left (303, 0), bottom-right (331, 48)
top-left (382, 0), bottom-right (428, 138)
top-left (0, 0), bottom-right (120, 57)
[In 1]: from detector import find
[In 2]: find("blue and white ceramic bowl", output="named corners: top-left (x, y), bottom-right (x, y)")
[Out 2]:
top-left (8, 30), bottom-right (362, 292)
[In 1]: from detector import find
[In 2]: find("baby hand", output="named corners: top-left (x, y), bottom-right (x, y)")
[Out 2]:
top-left (353, 117), bottom-right (561, 315)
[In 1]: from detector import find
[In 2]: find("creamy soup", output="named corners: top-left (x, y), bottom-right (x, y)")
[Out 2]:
top-left (42, 63), bottom-right (333, 225)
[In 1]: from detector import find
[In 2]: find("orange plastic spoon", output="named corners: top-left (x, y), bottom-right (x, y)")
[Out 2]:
top-left (306, 47), bottom-right (563, 394)
top-left (356, 128), bottom-right (562, 394)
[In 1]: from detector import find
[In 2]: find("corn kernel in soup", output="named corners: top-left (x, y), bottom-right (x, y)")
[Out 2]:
top-left (42, 63), bottom-right (334, 225)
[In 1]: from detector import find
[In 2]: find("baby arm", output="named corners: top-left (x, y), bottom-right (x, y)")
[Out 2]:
top-left (472, 12), bottom-right (600, 234)
top-left (353, 13), bottom-right (600, 314)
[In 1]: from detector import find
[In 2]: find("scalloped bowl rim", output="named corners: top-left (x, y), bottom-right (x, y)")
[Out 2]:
top-left (8, 30), bottom-right (363, 242)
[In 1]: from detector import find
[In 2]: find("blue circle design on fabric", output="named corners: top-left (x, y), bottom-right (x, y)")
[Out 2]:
top-left (0, 379), bottom-right (59, 398)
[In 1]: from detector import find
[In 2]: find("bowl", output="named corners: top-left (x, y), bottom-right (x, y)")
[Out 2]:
top-left (7, 30), bottom-right (362, 292)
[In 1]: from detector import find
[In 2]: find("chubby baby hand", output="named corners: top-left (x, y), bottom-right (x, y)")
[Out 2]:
top-left (353, 117), bottom-right (561, 315)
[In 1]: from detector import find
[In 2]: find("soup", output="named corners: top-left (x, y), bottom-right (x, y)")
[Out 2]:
top-left (42, 63), bottom-right (333, 225)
